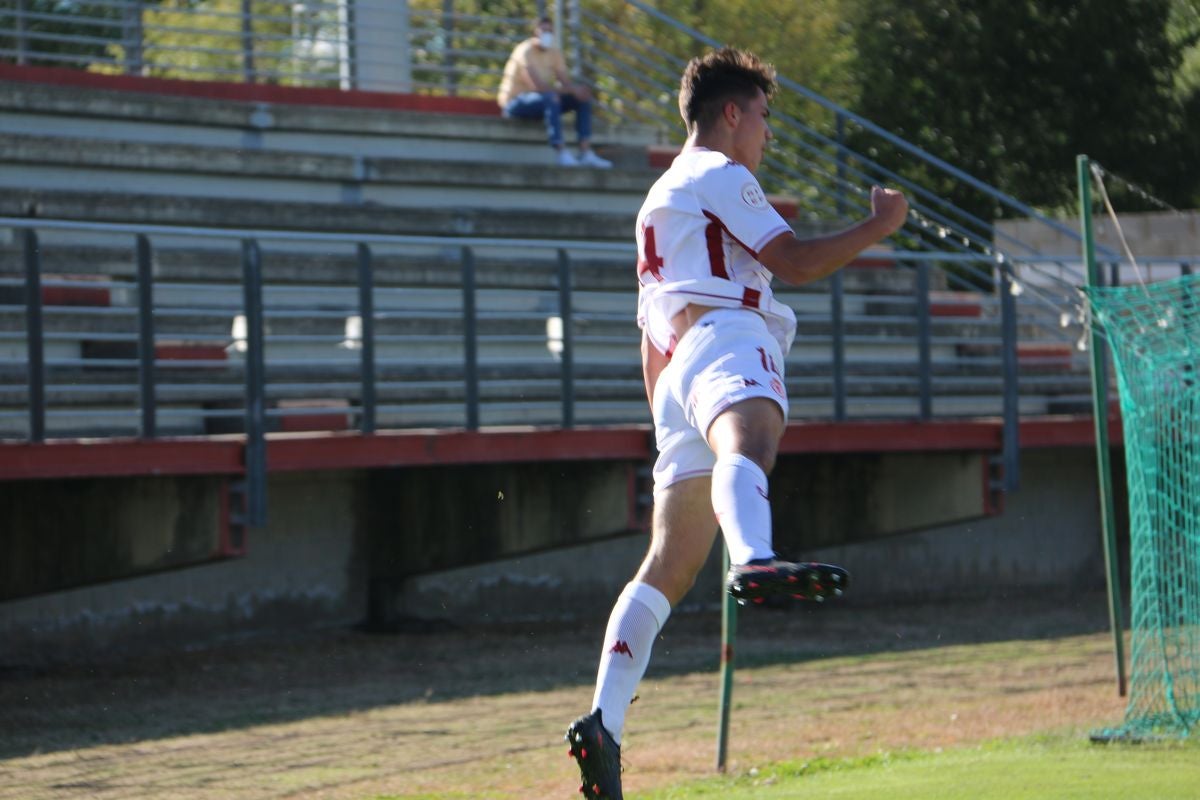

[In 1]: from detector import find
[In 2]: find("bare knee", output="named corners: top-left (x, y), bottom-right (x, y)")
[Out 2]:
top-left (636, 552), bottom-right (704, 606)
top-left (707, 398), bottom-right (784, 474)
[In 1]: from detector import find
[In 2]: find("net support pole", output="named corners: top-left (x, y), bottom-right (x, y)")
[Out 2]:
top-left (1078, 154), bottom-right (1127, 697)
top-left (716, 541), bottom-right (737, 772)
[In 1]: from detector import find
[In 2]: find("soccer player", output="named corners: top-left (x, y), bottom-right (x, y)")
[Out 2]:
top-left (565, 48), bottom-right (909, 799)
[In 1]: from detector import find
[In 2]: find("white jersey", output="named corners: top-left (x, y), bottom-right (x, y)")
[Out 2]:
top-left (636, 147), bottom-right (797, 356)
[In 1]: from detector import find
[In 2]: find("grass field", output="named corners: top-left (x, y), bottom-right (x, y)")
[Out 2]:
top-left (0, 591), bottom-right (1181, 799)
top-left (636, 736), bottom-right (1200, 799)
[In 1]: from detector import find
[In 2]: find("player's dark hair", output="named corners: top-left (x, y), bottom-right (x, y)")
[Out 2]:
top-left (678, 48), bottom-right (776, 133)
top-left (535, 16), bottom-right (552, 29)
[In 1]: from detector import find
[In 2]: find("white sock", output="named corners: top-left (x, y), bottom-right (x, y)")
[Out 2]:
top-left (711, 453), bottom-right (775, 565)
top-left (590, 581), bottom-right (671, 743)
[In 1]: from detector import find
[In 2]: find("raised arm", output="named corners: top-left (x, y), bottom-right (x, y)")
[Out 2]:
top-left (758, 186), bottom-right (909, 286)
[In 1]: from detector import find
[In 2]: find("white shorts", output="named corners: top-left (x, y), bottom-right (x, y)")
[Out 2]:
top-left (651, 308), bottom-right (788, 491)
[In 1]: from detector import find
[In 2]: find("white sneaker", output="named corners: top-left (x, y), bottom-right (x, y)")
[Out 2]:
top-left (578, 150), bottom-right (613, 169)
top-left (556, 149), bottom-right (580, 167)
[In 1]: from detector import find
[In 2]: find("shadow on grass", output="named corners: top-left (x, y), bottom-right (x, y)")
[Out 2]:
top-left (0, 589), bottom-right (1114, 761)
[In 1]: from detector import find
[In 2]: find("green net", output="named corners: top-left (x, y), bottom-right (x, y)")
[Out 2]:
top-left (1086, 273), bottom-right (1200, 740)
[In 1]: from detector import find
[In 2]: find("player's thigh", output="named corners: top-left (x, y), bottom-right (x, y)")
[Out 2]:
top-left (635, 475), bottom-right (719, 602)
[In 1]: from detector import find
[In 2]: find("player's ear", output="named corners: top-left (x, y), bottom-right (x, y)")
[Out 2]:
top-left (722, 99), bottom-right (740, 128)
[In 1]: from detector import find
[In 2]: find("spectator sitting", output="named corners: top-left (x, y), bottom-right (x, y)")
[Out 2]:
top-left (498, 17), bottom-right (612, 168)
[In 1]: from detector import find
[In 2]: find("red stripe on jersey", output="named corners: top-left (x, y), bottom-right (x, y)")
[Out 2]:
top-left (742, 287), bottom-right (762, 308)
top-left (701, 210), bottom-right (728, 278)
top-left (638, 224), bottom-right (665, 282)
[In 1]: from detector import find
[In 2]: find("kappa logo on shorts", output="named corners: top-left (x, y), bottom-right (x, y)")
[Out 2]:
top-left (770, 377), bottom-right (785, 398)
top-left (743, 377), bottom-right (761, 388)
top-left (740, 182), bottom-right (769, 210)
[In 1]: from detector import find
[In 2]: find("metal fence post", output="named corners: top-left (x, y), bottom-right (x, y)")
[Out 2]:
top-left (136, 234), bottom-right (156, 439)
top-left (1078, 154), bottom-right (1123, 696)
top-left (715, 542), bottom-right (737, 772)
top-left (832, 114), bottom-right (849, 421)
top-left (831, 270), bottom-right (846, 421)
top-left (998, 259), bottom-right (1020, 492)
top-left (461, 246), bottom-right (479, 430)
top-left (23, 229), bottom-right (44, 443)
top-left (241, 0), bottom-right (257, 83)
top-left (566, 0), bottom-right (584, 82)
top-left (357, 243), bottom-right (376, 434)
top-left (242, 239), bottom-right (267, 527)
top-left (16, 0), bottom-right (29, 66)
top-left (125, 0), bottom-right (145, 76)
top-left (557, 249), bottom-right (575, 428)
top-left (915, 261), bottom-right (932, 420)
top-left (441, 0), bottom-right (457, 96)
top-left (835, 112), bottom-right (848, 220)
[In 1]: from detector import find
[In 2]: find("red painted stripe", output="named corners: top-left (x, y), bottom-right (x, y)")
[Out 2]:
top-left (43, 285), bottom-right (111, 307)
top-left (155, 344), bottom-right (228, 362)
top-left (0, 416), bottom-right (1123, 481)
top-left (0, 63), bottom-right (500, 116)
top-left (1019, 415), bottom-right (1122, 448)
top-left (277, 414), bottom-right (352, 433)
top-left (930, 303), bottom-right (983, 318)
top-left (0, 438), bottom-right (244, 480)
top-left (779, 420), bottom-right (1002, 454)
top-left (267, 427), bottom-right (653, 472)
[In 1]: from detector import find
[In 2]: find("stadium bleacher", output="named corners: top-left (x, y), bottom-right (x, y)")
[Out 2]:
top-left (0, 74), bottom-right (1096, 440)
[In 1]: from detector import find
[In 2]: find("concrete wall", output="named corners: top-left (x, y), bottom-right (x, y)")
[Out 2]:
top-left (998, 211), bottom-right (1200, 259)
top-left (389, 448), bottom-right (1113, 624)
top-left (0, 471), bottom-right (367, 664)
top-left (0, 447), bottom-right (1118, 663)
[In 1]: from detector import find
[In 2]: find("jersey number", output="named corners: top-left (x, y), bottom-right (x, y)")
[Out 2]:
top-left (638, 225), bottom-right (664, 281)
top-left (757, 346), bottom-right (781, 377)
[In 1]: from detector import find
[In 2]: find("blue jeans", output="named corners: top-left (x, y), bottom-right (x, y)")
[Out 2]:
top-left (503, 91), bottom-right (592, 148)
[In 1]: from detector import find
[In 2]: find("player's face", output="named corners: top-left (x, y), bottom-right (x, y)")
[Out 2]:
top-left (730, 89), bottom-right (772, 172)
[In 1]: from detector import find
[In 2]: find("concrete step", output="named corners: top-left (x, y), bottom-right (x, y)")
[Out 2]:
top-left (0, 133), bottom-right (659, 216)
top-left (0, 79), bottom-right (661, 167)
top-left (1, 187), bottom-right (635, 240)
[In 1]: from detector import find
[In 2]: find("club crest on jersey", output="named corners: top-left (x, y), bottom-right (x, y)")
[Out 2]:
top-left (740, 182), bottom-right (769, 210)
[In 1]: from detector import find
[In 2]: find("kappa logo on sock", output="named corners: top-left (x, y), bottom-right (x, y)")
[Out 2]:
top-left (609, 640), bottom-right (634, 658)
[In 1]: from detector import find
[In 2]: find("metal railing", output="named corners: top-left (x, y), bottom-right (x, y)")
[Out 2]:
top-left (5, 212), bottom-right (1153, 511)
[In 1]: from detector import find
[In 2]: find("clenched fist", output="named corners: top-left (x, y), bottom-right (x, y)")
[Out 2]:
top-left (870, 185), bottom-right (909, 236)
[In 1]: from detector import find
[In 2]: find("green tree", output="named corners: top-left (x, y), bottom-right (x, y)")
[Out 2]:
top-left (846, 0), bottom-right (1198, 219)
top-left (1, 1), bottom-right (146, 71)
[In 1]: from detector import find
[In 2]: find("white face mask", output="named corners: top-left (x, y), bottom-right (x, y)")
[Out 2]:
top-left (538, 31), bottom-right (555, 49)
